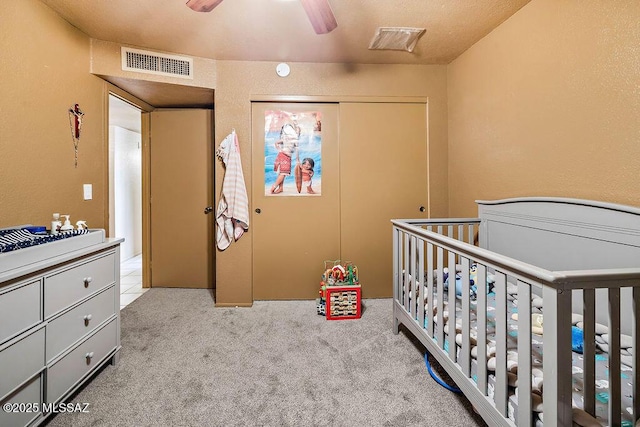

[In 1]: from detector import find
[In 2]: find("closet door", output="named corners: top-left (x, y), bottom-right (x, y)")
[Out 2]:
top-left (251, 103), bottom-right (340, 300)
top-left (339, 102), bottom-right (428, 298)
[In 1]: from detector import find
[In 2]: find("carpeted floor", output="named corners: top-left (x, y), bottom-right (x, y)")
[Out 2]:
top-left (45, 288), bottom-right (486, 427)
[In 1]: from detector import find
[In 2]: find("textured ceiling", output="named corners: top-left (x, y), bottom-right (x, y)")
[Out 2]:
top-left (40, 0), bottom-right (530, 107)
top-left (41, 0), bottom-right (530, 65)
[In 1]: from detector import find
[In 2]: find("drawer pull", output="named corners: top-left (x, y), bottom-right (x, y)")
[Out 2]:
top-left (84, 314), bottom-right (93, 326)
top-left (85, 351), bottom-right (94, 364)
top-left (83, 277), bottom-right (93, 288)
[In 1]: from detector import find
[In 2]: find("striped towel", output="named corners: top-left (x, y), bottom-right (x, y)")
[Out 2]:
top-left (215, 131), bottom-right (249, 251)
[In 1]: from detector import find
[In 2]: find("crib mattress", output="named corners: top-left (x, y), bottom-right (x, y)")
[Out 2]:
top-left (419, 289), bottom-right (634, 426)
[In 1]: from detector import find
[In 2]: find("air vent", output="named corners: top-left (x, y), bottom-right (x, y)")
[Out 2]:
top-left (368, 27), bottom-right (426, 52)
top-left (121, 47), bottom-right (193, 79)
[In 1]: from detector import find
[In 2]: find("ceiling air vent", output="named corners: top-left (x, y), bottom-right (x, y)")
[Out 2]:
top-left (368, 27), bottom-right (426, 52)
top-left (121, 47), bottom-right (193, 79)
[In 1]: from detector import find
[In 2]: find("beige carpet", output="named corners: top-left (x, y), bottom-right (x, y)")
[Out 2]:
top-left (45, 288), bottom-right (486, 427)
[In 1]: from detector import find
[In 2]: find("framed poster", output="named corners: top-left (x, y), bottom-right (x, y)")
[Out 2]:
top-left (264, 110), bottom-right (322, 196)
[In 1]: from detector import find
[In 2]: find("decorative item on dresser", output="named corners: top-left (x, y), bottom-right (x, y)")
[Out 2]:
top-left (0, 228), bottom-right (122, 427)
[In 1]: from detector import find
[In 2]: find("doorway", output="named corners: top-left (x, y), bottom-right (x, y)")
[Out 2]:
top-left (105, 82), bottom-right (215, 295)
top-left (108, 94), bottom-right (147, 306)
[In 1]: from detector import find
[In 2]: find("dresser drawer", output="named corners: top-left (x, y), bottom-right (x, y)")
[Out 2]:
top-left (0, 279), bottom-right (41, 344)
top-left (0, 374), bottom-right (42, 427)
top-left (46, 285), bottom-right (117, 362)
top-left (47, 319), bottom-right (117, 404)
top-left (44, 253), bottom-right (115, 318)
top-left (0, 327), bottom-right (45, 400)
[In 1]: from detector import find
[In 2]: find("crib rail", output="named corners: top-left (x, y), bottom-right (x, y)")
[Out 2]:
top-left (392, 218), bottom-right (640, 427)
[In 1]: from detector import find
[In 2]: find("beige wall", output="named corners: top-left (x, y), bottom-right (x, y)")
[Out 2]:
top-left (214, 61), bottom-right (448, 304)
top-left (0, 0), bottom-right (106, 229)
top-left (447, 0), bottom-right (640, 217)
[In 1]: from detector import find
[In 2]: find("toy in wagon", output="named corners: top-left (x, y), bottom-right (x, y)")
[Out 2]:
top-left (316, 260), bottom-right (361, 320)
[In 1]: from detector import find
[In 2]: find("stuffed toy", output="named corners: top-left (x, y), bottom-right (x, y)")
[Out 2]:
top-left (441, 264), bottom-right (496, 299)
top-left (572, 325), bottom-right (584, 353)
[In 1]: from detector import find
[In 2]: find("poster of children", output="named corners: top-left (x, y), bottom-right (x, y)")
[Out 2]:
top-left (264, 110), bottom-right (322, 196)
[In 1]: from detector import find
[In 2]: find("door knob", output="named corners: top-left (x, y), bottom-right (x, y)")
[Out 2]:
top-left (204, 206), bottom-right (213, 214)
top-left (255, 208), bottom-right (261, 214)
top-left (419, 206), bottom-right (426, 212)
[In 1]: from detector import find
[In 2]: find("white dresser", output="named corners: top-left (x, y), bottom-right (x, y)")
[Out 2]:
top-left (0, 230), bottom-right (122, 427)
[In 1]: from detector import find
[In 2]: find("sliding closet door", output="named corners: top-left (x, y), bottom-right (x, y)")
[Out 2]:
top-left (251, 103), bottom-right (340, 300)
top-left (339, 102), bottom-right (428, 298)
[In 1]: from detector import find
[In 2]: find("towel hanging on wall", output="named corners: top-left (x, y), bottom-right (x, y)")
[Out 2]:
top-left (215, 130), bottom-right (249, 250)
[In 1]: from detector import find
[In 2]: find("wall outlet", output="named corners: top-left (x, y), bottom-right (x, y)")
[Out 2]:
top-left (83, 184), bottom-right (92, 200)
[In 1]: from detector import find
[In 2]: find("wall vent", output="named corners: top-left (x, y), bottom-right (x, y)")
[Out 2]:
top-left (121, 47), bottom-right (193, 79)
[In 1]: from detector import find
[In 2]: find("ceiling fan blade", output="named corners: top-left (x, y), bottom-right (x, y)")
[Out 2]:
top-left (186, 0), bottom-right (223, 13)
top-left (300, 0), bottom-right (337, 34)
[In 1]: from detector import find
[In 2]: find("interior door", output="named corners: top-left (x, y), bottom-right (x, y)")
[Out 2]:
top-left (150, 109), bottom-right (213, 288)
top-left (252, 103), bottom-right (340, 300)
top-left (339, 102), bottom-right (428, 298)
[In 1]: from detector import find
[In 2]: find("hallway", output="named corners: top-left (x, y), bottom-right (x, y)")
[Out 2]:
top-left (119, 254), bottom-right (147, 309)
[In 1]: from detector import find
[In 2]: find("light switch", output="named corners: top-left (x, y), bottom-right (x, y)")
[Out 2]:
top-left (83, 184), bottom-right (92, 200)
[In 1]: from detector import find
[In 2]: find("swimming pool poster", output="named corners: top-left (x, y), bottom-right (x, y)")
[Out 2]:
top-left (264, 110), bottom-right (322, 196)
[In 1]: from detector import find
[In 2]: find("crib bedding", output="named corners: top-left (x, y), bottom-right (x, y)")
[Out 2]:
top-left (407, 278), bottom-right (635, 426)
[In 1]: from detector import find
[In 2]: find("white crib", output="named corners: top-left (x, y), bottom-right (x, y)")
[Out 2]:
top-left (392, 198), bottom-right (640, 427)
